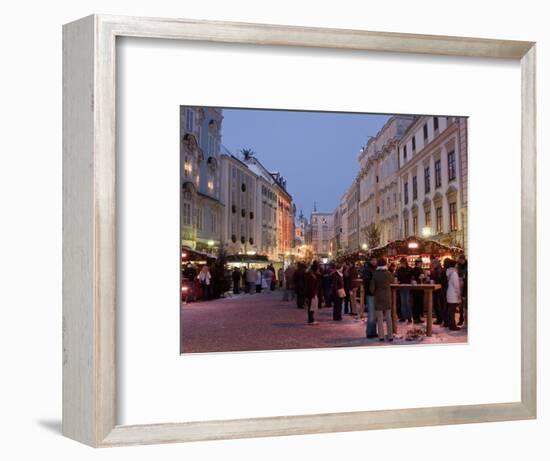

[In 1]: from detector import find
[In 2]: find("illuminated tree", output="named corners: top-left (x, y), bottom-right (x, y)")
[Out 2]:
top-left (364, 223), bottom-right (381, 249)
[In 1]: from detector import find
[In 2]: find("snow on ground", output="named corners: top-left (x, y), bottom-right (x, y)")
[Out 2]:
top-left (181, 290), bottom-right (467, 354)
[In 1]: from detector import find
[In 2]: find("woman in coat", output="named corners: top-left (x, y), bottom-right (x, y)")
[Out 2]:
top-left (369, 258), bottom-right (394, 341)
top-left (445, 259), bottom-right (462, 331)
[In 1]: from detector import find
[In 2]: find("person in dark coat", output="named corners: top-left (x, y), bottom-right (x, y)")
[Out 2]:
top-left (411, 258), bottom-right (425, 323)
top-left (305, 261), bottom-right (321, 324)
top-left (369, 258), bottom-right (394, 342)
top-left (362, 257), bottom-right (378, 338)
top-left (396, 257), bottom-right (413, 323)
top-left (293, 263), bottom-right (307, 309)
top-left (322, 266), bottom-right (333, 307)
top-left (343, 263), bottom-right (352, 314)
top-left (231, 267), bottom-right (241, 295)
top-left (331, 264), bottom-right (345, 320)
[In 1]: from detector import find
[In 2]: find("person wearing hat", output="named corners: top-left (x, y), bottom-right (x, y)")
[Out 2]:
top-left (411, 258), bottom-right (425, 323)
top-left (396, 257), bottom-right (413, 323)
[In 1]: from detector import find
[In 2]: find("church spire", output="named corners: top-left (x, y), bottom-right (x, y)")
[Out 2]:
top-left (313, 201), bottom-right (317, 212)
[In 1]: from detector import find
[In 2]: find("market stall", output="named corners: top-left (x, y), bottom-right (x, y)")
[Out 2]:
top-left (225, 253), bottom-right (270, 269)
top-left (368, 236), bottom-right (463, 268)
top-left (181, 246), bottom-right (217, 303)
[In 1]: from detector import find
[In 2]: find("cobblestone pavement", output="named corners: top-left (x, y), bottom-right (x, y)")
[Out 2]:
top-left (181, 289), bottom-right (467, 353)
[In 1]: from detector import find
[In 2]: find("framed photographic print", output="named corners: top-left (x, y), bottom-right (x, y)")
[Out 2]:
top-left (63, 15), bottom-right (536, 447)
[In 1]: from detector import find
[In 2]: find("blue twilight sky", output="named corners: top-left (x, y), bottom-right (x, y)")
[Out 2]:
top-left (220, 108), bottom-right (390, 218)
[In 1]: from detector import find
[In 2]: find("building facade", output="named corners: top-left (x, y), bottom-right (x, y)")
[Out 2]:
top-left (310, 211), bottom-right (334, 258)
top-left (219, 153), bottom-right (259, 256)
top-left (330, 114), bottom-right (468, 257)
top-left (219, 150), bottom-right (295, 263)
top-left (398, 116), bottom-right (467, 250)
top-left (357, 116), bottom-right (415, 249)
top-left (195, 107), bottom-right (224, 252)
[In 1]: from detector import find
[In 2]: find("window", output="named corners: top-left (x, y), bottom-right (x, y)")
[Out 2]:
top-left (423, 123), bottom-right (428, 141)
top-left (434, 159), bottom-right (442, 188)
top-left (376, 175), bottom-right (379, 183)
top-left (436, 206), bottom-right (443, 233)
top-left (404, 182), bottom-right (409, 205)
top-left (182, 202), bottom-right (192, 226)
top-left (425, 209), bottom-right (432, 229)
top-left (433, 116), bottom-right (439, 132)
top-left (211, 211), bottom-right (218, 233)
top-left (448, 150), bottom-right (456, 181)
top-left (403, 145), bottom-right (407, 160)
top-left (449, 202), bottom-right (458, 231)
top-left (185, 108), bottom-right (194, 133)
top-left (422, 168), bottom-right (430, 195)
top-left (412, 136), bottom-right (416, 151)
top-left (412, 176), bottom-right (418, 200)
top-left (196, 207), bottom-right (203, 231)
top-left (404, 217), bottom-right (409, 236)
top-left (413, 215), bottom-right (418, 235)
top-left (183, 156), bottom-right (192, 177)
top-left (208, 134), bottom-right (215, 155)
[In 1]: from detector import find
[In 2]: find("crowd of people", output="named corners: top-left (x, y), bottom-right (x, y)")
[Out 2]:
top-left (182, 263), bottom-right (284, 302)
top-left (183, 253), bottom-right (468, 343)
top-left (279, 253), bottom-right (468, 342)
top-left (230, 265), bottom-right (284, 294)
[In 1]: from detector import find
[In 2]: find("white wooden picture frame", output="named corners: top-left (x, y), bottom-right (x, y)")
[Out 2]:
top-left (62, 14), bottom-right (536, 447)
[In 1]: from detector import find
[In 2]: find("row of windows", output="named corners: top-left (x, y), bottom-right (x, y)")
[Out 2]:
top-left (261, 185), bottom-right (277, 201)
top-left (401, 117), bottom-right (443, 162)
top-left (403, 201), bottom-right (458, 236)
top-left (182, 203), bottom-right (218, 233)
top-left (403, 151), bottom-right (456, 205)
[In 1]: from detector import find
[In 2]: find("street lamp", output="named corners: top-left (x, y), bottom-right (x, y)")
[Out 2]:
top-left (361, 243), bottom-right (368, 250)
top-left (421, 227), bottom-right (432, 238)
top-left (207, 240), bottom-right (214, 247)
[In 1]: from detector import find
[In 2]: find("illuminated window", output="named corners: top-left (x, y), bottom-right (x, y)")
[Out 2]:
top-left (436, 206), bottom-right (443, 233)
top-left (425, 209), bottom-right (432, 229)
top-left (449, 202), bottom-right (458, 231)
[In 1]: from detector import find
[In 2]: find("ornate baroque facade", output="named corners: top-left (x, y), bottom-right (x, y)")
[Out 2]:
top-left (331, 114), bottom-right (468, 255)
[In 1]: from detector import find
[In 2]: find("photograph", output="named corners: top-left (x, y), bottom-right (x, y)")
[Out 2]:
top-left (179, 107), bottom-right (469, 353)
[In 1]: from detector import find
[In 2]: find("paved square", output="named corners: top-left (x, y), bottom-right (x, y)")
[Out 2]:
top-left (181, 290), bottom-right (467, 353)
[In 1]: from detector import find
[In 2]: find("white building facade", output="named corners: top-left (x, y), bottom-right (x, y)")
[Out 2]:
top-left (310, 211), bottom-right (334, 258)
top-left (398, 116), bottom-right (467, 250)
top-left (219, 151), bottom-right (295, 262)
top-left (330, 114), bottom-right (468, 257)
top-left (357, 116), bottom-right (415, 248)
